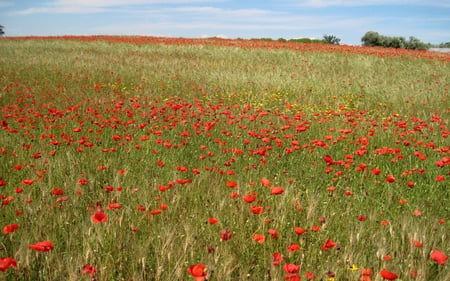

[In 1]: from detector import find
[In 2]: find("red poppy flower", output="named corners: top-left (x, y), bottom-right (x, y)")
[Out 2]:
top-left (358, 215), bottom-right (367, 221)
top-left (21, 179), bottom-right (34, 185)
top-left (252, 233), bottom-right (266, 243)
top-left (208, 217), bottom-right (218, 225)
top-left (283, 263), bottom-right (300, 273)
top-left (361, 268), bottom-right (373, 276)
top-left (82, 264), bottom-right (96, 276)
top-left (176, 179), bottom-right (192, 185)
top-left (380, 269), bottom-right (398, 280)
top-left (272, 252), bottom-right (283, 265)
top-left (284, 273), bottom-right (301, 281)
top-left (0, 257), bottom-right (16, 272)
top-left (13, 164), bottom-right (23, 170)
top-left (268, 229), bottom-right (279, 240)
top-left (220, 229), bottom-right (232, 241)
top-left (371, 168), bottom-right (382, 175)
top-left (187, 264), bottom-right (207, 281)
top-left (287, 243), bottom-right (300, 252)
top-left (294, 227), bottom-right (307, 235)
top-left (311, 225), bottom-right (321, 232)
top-left (406, 181), bottom-right (415, 187)
top-left (304, 271), bottom-right (316, 280)
top-left (136, 205), bottom-right (146, 212)
top-left (323, 155), bottom-right (335, 166)
top-left (77, 179), bottom-right (88, 185)
top-left (107, 203), bottom-right (122, 210)
top-left (242, 194), bottom-right (256, 203)
top-left (344, 190), bottom-right (354, 196)
top-left (56, 196), bottom-right (68, 202)
top-left (385, 175), bottom-right (396, 183)
top-left (250, 205), bottom-right (263, 214)
top-left (28, 240), bottom-right (54, 252)
top-left (356, 163), bottom-right (367, 171)
top-left (2, 224), bottom-right (19, 234)
top-left (149, 209), bottom-right (162, 215)
top-left (229, 192), bottom-right (239, 198)
top-left (271, 186), bottom-right (284, 195)
top-left (51, 188), bottom-right (64, 195)
top-left (430, 249), bottom-right (448, 265)
top-left (261, 178), bottom-right (271, 186)
top-left (321, 239), bottom-right (337, 251)
top-left (91, 211), bottom-right (108, 224)
top-left (226, 180), bottom-right (238, 188)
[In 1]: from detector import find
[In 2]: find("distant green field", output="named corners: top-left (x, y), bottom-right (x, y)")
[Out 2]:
top-left (0, 37), bottom-right (448, 281)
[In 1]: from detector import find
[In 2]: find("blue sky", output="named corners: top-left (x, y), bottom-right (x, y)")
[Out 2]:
top-left (1, 0), bottom-right (449, 45)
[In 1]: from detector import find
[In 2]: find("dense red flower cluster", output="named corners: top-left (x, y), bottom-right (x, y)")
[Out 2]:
top-left (5, 35), bottom-right (450, 61)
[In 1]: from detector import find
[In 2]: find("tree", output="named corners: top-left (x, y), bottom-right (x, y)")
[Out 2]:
top-left (384, 36), bottom-right (406, 48)
top-left (361, 31), bottom-right (429, 50)
top-left (323, 34), bottom-right (341, 45)
top-left (406, 36), bottom-right (428, 50)
top-left (361, 31), bottom-right (382, 47)
top-left (0, 25), bottom-right (4, 36)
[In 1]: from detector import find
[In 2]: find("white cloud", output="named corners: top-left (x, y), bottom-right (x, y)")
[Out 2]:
top-left (87, 6), bottom-right (375, 39)
top-left (14, 0), bottom-right (224, 14)
top-left (15, 6), bottom-right (107, 15)
top-left (167, 6), bottom-right (281, 22)
top-left (0, 1), bottom-right (13, 8)
top-left (53, 0), bottom-right (223, 7)
top-left (297, 0), bottom-right (450, 7)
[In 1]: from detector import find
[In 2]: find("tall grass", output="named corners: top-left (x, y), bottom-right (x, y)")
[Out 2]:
top-left (0, 38), bottom-right (449, 281)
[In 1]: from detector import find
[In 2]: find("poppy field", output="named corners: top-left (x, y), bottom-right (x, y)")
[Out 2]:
top-left (0, 36), bottom-right (449, 281)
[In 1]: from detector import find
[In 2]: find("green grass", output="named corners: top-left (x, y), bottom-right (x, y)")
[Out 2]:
top-left (0, 38), bottom-right (449, 281)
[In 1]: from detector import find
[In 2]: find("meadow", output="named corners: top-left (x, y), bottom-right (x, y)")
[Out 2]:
top-left (0, 36), bottom-right (449, 281)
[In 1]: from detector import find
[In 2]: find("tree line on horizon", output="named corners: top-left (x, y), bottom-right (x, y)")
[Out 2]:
top-left (259, 32), bottom-right (450, 50)
top-left (360, 31), bottom-right (450, 50)
top-left (243, 32), bottom-right (450, 50)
